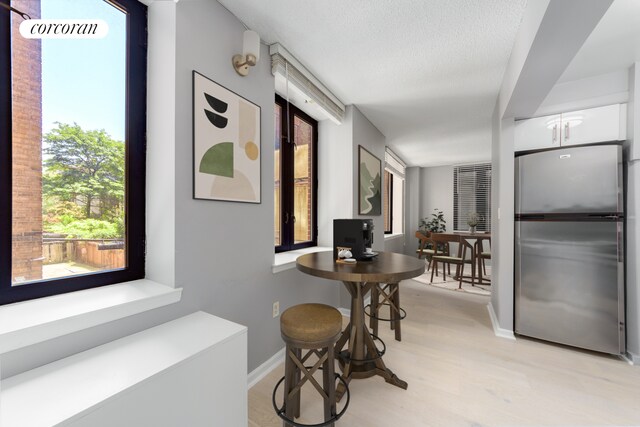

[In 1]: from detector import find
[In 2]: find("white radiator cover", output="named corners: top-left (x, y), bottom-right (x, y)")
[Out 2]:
top-left (1, 312), bottom-right (248, 427)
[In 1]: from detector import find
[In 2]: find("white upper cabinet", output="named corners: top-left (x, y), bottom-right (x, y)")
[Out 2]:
top-left (514, 114), bottom-right (561, 152)
top-left (514, 104), bottom-right (627, 152)
top-left (560, 104), bottom-right (626, 146)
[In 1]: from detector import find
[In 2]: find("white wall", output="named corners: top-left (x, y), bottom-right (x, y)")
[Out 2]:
top-left (535, 70), bottom-right (629, 117)
top-left (318, 110), bottom-right (353, 247)
top-left (146, 0), bottom-right (176, 287)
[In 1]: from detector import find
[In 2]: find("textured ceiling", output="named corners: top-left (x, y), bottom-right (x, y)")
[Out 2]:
top-left (218, 0), bottom-right (527, 167)
top-left (559, 0), bottom-right (640, 83)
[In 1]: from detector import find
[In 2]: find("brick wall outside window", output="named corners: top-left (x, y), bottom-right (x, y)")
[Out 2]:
top-left (11, 0), bottom-right (43, 283)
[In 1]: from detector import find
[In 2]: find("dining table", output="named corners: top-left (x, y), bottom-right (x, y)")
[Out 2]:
top-left (296, 251), bottom-right (425, 400)
top-left (432, 232), bottom-right (491, 285)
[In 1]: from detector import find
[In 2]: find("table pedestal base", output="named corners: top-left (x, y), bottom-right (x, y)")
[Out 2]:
top-left (334, 281), bottom-right (408, 401)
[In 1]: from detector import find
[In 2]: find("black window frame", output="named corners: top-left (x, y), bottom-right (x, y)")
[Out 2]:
top-left (275, 94), bottom-right (318, 253)
top-left (0, 0), bottom-right (147, 305)
top-left (383, 169), bottom-right (393, 234)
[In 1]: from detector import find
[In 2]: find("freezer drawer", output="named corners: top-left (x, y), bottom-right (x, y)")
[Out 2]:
top-left (515, 145), bottom-right (622, 214)
top-left (515, 221), bottom-right (624, 354)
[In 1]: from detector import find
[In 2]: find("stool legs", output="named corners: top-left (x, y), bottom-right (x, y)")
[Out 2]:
top-left (322, 348), bottom-right (337, 426)
top-left (392, 284), bottom-right (401, 341)
top-left (283, 345), bottom-right (338, 426)
top-left (283, 345), bottom-right (301, 427)
top-left (368, 283), bottom-right (403, 342)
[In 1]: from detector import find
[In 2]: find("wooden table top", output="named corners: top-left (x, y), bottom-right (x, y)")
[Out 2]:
top-left (296, 251), bottom-right (426, 283)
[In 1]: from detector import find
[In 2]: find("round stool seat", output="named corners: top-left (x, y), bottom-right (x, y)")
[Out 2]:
top-left (281, 303), bottom-right (342, 345)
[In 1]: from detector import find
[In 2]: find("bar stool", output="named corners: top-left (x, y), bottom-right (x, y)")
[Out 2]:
top-left (272, 303), bottom-right (350, 427)
top-left (366, 283), bottom-right (406, 341)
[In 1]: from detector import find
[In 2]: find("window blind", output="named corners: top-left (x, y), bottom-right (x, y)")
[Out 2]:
top-left (453, 163), bottom-right (491, 232)
top-left (384, 147), bottom-right (406, 179)
top-left (270, 43), bottom-right (345, 124)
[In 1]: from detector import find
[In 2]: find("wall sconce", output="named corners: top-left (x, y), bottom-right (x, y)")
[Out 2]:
top-left (232, 30), bottom-right (260, 77)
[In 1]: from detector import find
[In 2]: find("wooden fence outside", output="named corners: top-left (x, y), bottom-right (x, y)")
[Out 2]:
top-left (43, 240), bottom-right (125, 270)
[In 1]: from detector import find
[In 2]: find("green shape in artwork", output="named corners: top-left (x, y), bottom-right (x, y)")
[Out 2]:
top-left (200, 142), bottom-right (234, 177)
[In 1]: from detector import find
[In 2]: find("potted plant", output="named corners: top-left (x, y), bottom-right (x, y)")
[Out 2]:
top-left (419, 209), bottom-right (446, 234)
top-left (418, 209), bottom-right (447, 255)
top-left (467, 212), bottom-right (481, 233)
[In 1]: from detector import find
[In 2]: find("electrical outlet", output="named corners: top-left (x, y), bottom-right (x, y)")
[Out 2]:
top-left (272, 301), bottom-right (280, 318)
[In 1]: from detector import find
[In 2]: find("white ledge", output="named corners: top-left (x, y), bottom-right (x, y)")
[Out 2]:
top-left (272, 247), bottom-right (332, 273)
top-left (384, 233), bottom-right (404, 240)
top-left (0, 279), bottom-right (182, 354)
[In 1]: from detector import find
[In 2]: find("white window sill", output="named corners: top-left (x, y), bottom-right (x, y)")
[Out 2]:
top-left (384, 233), bottom-right (404, 240)
top-left (0, 279), bottom-right (182, 354)
top-left (272, 247), bottom-right (332, 273)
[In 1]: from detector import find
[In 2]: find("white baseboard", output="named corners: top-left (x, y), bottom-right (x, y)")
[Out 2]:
top-left (338, 296), bottom-right (371, 317)
top-left (247, 347), bottom-right (285, 389)
top-left (487, 302), bottom-right (516, 340)
top-left (625, 350), bottom-right (640, 365)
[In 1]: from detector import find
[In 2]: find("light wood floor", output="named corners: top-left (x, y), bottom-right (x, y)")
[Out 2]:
top-left (249, 279), bottom-right (640, 426)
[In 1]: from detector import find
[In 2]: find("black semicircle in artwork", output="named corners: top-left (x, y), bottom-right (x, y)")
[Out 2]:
top-left (204, 93), bottom-right (228, 113)
top-left (204, 109), bottom-right (228, 128)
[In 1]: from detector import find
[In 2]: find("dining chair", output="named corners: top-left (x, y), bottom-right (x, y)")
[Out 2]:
top-left (415, 231), bottom-right (449, 273)
top-left (476, 236), bottom-right (491, 285)
top-left (429, 233), bottom-right (466, 289)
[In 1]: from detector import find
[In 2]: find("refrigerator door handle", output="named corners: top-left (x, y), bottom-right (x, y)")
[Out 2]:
top-left (617, 222), bottom-right (623, 263)
top-left (552, 124), bottom-right (558, 143)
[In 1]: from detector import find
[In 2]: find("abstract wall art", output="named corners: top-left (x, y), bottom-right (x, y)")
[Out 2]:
top-left (358, 145), bottom-right (382, 215)
top-left (193, 70), bottom-right (261, 203)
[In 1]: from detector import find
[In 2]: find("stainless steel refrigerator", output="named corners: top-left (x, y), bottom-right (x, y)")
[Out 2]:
top-left (514, 144), bottom-right (625, 355)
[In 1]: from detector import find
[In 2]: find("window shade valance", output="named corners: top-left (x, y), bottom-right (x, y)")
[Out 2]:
top-left (384, 147), bottom-right (406, 179)
top-left (270, 43), bottom-right (345, 124)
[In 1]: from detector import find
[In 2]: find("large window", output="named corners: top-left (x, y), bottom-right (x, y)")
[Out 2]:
top-left (0, 0), bottom-right (147, 305)
top-left (274, 95), bottom-right (317, 252)
top-left (383, 148), bottom-right (405, 235)
top-left (383, 170), bottom-right (393, 233)
top-left (453, 163), bottom-right (491, 232)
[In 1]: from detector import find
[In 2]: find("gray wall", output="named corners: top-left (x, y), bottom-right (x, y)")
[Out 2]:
top-left (2, 0), bottom-right (413, 378)
top-left (404, 167), bottom-right (421, 256)
top-left (626, 63), bottom-right (640, 362)
top-left (384, 235), bottom-right (405, 253)
top-left (352, 106), bottom-right (387, 252)
top-left (490, 103), bottom-right (516, 332)
top-left (1, 0), bottom-right (341, 379)
top-left (172, 0), bottom-right (341, 372)
top-left (419, 166), bottom-right (454, 233)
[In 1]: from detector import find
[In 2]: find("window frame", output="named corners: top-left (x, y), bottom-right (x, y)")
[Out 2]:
top-left (274, 94), bottom-right (318, 253)
top-left (383, 169), bottom-right (393, 234)
top-left (0, 0), bottom-right (147, 306)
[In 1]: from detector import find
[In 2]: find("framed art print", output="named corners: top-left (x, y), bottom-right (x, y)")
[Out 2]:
top-left (358, 145), bottom-right (382, 215)
top-left (193, 70), bottom-right (261, 203)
